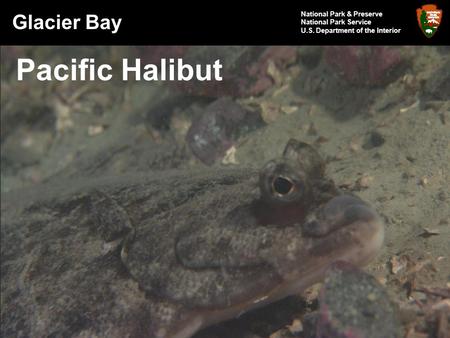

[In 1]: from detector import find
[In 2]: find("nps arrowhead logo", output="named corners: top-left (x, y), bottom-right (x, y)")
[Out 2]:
top-left (416, 4), bottom-right (442, 38)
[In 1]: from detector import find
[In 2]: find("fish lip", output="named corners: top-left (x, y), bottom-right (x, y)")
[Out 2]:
top-left (282, 212), bottom-right (385, 295)
top-left (343, 214), bottom-right (385, 266)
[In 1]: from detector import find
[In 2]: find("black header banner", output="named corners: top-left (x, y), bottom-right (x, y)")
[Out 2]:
top-left (1, 1), bottom-right (449, 45)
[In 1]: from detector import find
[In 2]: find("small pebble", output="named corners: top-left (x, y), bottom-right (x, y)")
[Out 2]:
top-left (355, 174), bottom-right (374, 190)
top-left (280, 105), bottom-right (298, 115)
top-left (88, 125), bottom-right (105, 136)
top-left (260, 101), bottom-right (280, 123)
top-left (287, 319), bottom-right (303, 334)
top-left (221, 146), bottom-right (238, 165)
top-left (418, 176), bottom-right (428, 186)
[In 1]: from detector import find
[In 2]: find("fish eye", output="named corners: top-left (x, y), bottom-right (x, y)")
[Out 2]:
top-left (272, 176), bottom-right (295, 196)
top-left (260, 160), bottom-right (309, 204)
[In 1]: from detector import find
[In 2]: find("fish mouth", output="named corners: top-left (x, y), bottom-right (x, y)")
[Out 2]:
top-left (246, 206), bottom-right (385, 312)
top-left (169, 205), bottom-right (384, 338)
top-left (271, 206), bottom-right (385, 303)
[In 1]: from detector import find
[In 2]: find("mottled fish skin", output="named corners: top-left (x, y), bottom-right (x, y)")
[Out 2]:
top-left (0, 140), bottom-right (384, 338)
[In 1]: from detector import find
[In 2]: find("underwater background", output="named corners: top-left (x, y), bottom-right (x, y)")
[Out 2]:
top-left (1, 46), bottom-right (449, 337)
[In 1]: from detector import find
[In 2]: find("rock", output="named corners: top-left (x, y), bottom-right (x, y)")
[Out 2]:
top-left (323, 46), bottom-right (405, 86)
top-left (315, 261), bottom-right (402, 338)
top-left (186, 98), bottom-right (264, 165)
top-left (293, 47), bottom-right (407, 120)
top-left (363, 131), bottom-right (386, 149)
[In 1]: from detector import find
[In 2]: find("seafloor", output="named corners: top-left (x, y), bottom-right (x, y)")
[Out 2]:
top-left (1, 46), bottom-right (449, 337)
